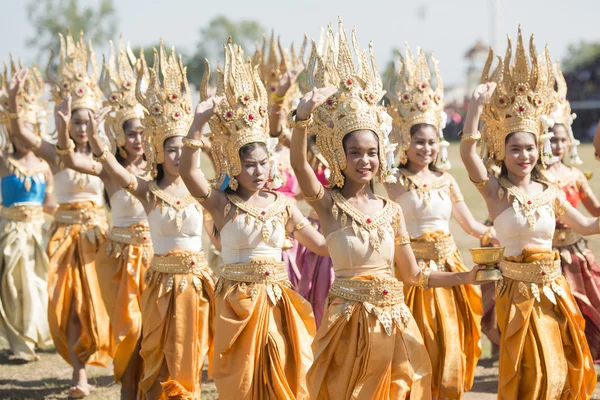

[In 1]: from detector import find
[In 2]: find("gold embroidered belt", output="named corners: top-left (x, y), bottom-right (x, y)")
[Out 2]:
top-left (150, 251), bottom-right (208, 275)
top-left (107, 225), bottom-right (152, 246)
top-left (499, 258), bottom-right (562, 285)
top-left (410, 234), bottom-right (456, 267)
top-left (330, 275), bottom-right (405, 307)
top-left (552, 228), bottom-right (583, 248)
top-left (55, 207), bottom-right (105, 226)
top-left (220, 259), bottom-right (289, 284)
top-left (0, 204), bottom-right (44, 222)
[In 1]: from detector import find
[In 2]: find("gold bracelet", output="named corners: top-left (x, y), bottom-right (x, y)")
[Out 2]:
top-left (481, 226), bottom-right (494, 246)
top-left (470, 176), bottom-right (489, 189)
top-left (394, 232), bottom-right (410, 246)
top-left (203, 212), bottom-right (213, 221)
top-left (293, 218), bottom-right (311, 233)
top-left (418, 268), bottom-right (431, 291)
top-left (194, 187), bottom-right (212, 203)
top-left (55, 140), bottom-right (75, 155)
top-left (303, 184), bottom-right (324, 202)
top-left (182, 137), bottom-right (204, 150)
top-left (288, 110), bottom-right (313, 129)
top-left (271, 92), bottom-right (286, 104)
top-left (460, 130), bottom-right (482, 142)
top-left (270, 128), bottom-right (283, 138)
top-left (92, 147), bottom-right (109, 162)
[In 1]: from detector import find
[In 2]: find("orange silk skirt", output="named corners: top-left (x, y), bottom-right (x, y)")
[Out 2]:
top-left (138, 250), bottom-right (215, 399)
top-left (95, 223), bottom-right (153, 382)
top-left (46, 201), bottom-right (111, 367)
top-left (497, 248), bottom-right (597, 399)
top-left (405, 231), bottom-right (482, 399)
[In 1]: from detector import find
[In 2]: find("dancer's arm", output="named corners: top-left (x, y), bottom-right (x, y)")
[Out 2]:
top-left (286, 204), bottom-right (329, 256)
top-left (558, 196), bottom-right (600, 236)
top-left (450, 177), bottom-right (497, 243)
top-left (42, 169), bottom-right (57, 214)
top-left (269, 66), bottom-right (303, 146)
top-left (577, 170), bottom-right (600, 217)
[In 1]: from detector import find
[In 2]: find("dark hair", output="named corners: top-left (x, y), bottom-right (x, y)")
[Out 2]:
top-left (341, 130), bottom-right (377, 191)
top-left (500, 131), bottom-right (545, 181)
top-left (155, 163), bottom-right (165, 183)
top-left (224, 142), bottom-right (269, 193)
top-left (397, 123), bottom-right (439, 171)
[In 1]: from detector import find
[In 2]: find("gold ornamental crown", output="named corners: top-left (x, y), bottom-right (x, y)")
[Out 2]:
top-left (201, 38), bottom-right (270, 189)
top-left (480, 26), bottom-right (555, 162)
top-left (550, 61), bottom-right (582, 164)
top-left (99, 39), bottom-right (144, 152)
top-left (136, 42), bottom-right (193, 177)
top-left (47, 29), bottom-right (102, 112)
top-left (305, 18), bottom-right (395, 188)
top-left (387, 45), bottom-right (449, 167)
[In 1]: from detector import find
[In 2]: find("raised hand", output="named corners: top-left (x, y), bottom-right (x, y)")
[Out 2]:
top-left (55, 95), bottom-right (72, 134)
top-left (192, 96), bottom-right (223, 126)
top-left (86, 107), bottom-right (111, 152)
top-left (275, 66), bottom-right (304, 98)
top-left (296, 86), bottom-right (338, 120)
top-left (7, 69), bottom-right (29, 107)
top-left (471, 82), bottom-right (496, 108)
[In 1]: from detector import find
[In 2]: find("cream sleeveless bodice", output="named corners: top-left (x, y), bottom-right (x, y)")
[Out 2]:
top-left (146, 181), bottom-right (203, 255)
top-left (109, 188), bottom-right (147, 228)
top-left (54, 168), bottom-right (104, 205)
top-left (220, 192), bottom-right (290, 265)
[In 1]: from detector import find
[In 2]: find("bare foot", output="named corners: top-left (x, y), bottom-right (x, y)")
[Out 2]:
top-left (67, 385), bottom-right (90, 398)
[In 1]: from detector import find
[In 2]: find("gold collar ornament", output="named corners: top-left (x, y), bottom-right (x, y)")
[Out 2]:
top-left (388, 45), bottom-right (450, 170)
top-left (0, 55), bottom-right (48, 151)
top-left (549, 61), bottom-right (582, 165)
top-left (135, 41), bottom-right (193, 178)
top-left (99, 39), bottom-right (145, 155)
top-left (304, 18), bottom-right (397, 188)
top-left (47, 29), bottom-right (102, 112)
top-left (480, 26), bottom-right (555, 167)
top-left (201, 38), bottom-right (271, 190)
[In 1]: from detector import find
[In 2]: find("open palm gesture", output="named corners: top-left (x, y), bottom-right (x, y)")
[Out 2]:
top-left (296, 86), bottom-right (338, 120)
top-left (471, 82), bottom-right (497, 107)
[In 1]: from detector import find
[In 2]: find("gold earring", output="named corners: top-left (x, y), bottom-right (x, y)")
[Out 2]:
top-left (228, 177), bottom-right (238, 190)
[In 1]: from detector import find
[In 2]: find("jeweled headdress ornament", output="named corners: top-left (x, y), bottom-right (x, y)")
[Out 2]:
top-left (136, 41), bottom-right (193, 178)
top-left (202, 38), bottom-right (270, 190)
top-left (99, 39), bottom-right (144, 154)
top-left (549, 61), bottom-right (582, 165)
top-left (388, 45), bottom-right (450, 169)
top-left (47, 29), bottom-right (101, 112)
top-left (0, 55), bottom-right (48, 148)
top-left (305, 18), bottom-right (396, 188)
top-left (480, 26), bottom-right (555, 165)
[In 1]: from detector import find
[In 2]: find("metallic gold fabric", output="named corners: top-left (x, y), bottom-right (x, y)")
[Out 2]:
top-left (95, 223), bottom-right (152, 382)
top-left (139, 251), bottom-right (215, 399)
top-left (213, 259), bottom-right (315, 399)
top-left (405, 231), bottom-right (482, 399)
top-left (0, 212), bottom-right (51, 360)
top-left (497, 248), bottom-right (597, 399)
top-left (46, 201), bottom-right (111, 367)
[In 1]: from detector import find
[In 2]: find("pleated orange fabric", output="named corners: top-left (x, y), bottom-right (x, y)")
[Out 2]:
top-left (497, 248), bottom-right (597, 399)
top-left (95, 223), bottom-right (153, 382)
top-left (46, 201), bottom-right (111, 367)
top-left (138, 251), bottom-right (215, 399)
top-left (404, 231), bottom-right (482, 399)
top-left (212, 271), bottom-right (316, 399)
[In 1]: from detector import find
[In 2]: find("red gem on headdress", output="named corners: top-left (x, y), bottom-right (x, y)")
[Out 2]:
top-left (176, 201), bottom-right (181, 205)
top-left (226, 111), bottom-right (233, 118)
top-left (244, 96), bottom-right (250, 102)
top-left (541, 271), bottom-right (546, 276)
top-left (518, 87), bottom-right (524, 92)
top-left (369, 94), bottom-right (374, 100)
top-left (261, 211), bottom-right (266, 215)
top-left (63, 83), bottom-right (69, 89)
top-left (366, 218), bottom-right (372, 224)
top-left (154, 107), bottom-right (160, 113)
top-left (420, 84), bottom-right (426, 89)
top-left (499, 98), bottom-right (505, 104)
top-left (143, 237), bottom-right (147, 241)
top-left (125, 82), bottom-right (132, 87)
top-left (77, 89), bottom-right (84, 94)
top-left (171, 94), bottom-right (178, 100)
top-left (519, 106), bottom-right (525, 112)
top-left (527, 200), bottom-right (532, 205)
top-left (175, 112), bottom-right (180, 118)
top-left (190, 261), bottom-right (195, 266)
top-left (421, 100), bottom-right (427, 106)
top-left (423, 184), bottom-right (428, 188)
top-left (248, 114), bottom-right (254, 121)
top-left (327, 99), bottom-right (334, 105)
top-left (537, 99), bottom-right (542, 105)
top-left (403, 94), bottom-right (409, 100)
top-left (383, 289), bottom-right (389, 295)
top-left (111, 95), bottom-right (117, 101)
top-left (346, 79), bottom-right (353, 85)
top-left (265, 271), bottom-right (270, 276)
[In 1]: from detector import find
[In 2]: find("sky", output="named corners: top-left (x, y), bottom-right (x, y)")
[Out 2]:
top-left (1, 0), bottom-right (599, 86)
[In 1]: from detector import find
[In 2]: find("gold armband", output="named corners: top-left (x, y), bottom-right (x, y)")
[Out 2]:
top-left (394, 233), bottom-right (410, 246)
top-left (470, 176), bottom-right (489, 189)
top-left (203, 212), bottom-right (213, 221)
top-left (288, 110), bottom-right (313, 129)
top-left (460, 130), bottom-right (482, 142)
top-left (194, 187), bottom-right (212, 203)
top-left (293, 218), bottom-right (311, 233)
top-left (450, 191), bottom-right (464, 203)
top-left (55, 139), bottom-right (75, 155)
top-left (182, 137), bottom-right (204, 150)
top-left (271, 92), bottom-right (286, 104)
top-left (554, 199), bottom-right (571, 217)
top-left (123, 173), bottom-right (138, 191)
top-left (7, 112), bottom-right (19, 120)
top-left (418, 268), bottom-right (431, 291)
top-left (303, 184), bottom-right (324, 202)
top-left (92, 147), bottom-right (109, 162)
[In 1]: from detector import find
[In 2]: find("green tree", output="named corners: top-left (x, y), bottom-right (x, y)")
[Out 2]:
top-left (187, 15), bottom-right (265, 88)
top-left (27, 0), bottom-right (118, 62)
top-left (562, 40), bottom-right (600, 72)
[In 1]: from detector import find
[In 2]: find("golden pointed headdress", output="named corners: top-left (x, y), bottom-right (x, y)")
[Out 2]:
top-left (202, 38), bottom-right (270, 190)
top-left (549, 61), bottom-right (582, 164)
top-left (47, 29), bottom-right (101, 112)
top-left (99, 38), bottom-right (144, 152)
top-left (135, 41), bottom-right (193, 178)
top-left (480, 26), bottom-right (555, 164)
top-left (388, 45), bottom-right (450, 168)
top-left (305, 18), bottom-right (396, 188)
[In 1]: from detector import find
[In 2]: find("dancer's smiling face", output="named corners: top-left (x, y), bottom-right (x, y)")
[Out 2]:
top-left (504, 131), bottom-right (538, 177)
top-left (162, 136), bottom-right (183, 177)
top-left (342, 129), bottom-right (380, 185)
top-left (406, 124), bottom-right (439, 168)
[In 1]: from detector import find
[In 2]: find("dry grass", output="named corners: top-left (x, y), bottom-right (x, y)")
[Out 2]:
top-left (1, 145), bottom-right (599, 399)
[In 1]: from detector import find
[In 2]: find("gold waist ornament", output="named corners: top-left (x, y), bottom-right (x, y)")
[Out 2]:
top-left (410, 234), bottom-right (456, 269)
top-left (499, 258), bottom-right (565, 304)
top-left (146, 251), bottom-right (211, 294)
top-left (552, 228), bottom-right (583, 248)
top-left (0, 204), bottom-right (44, 222)
top-left (107, 225), bottom-right (152, 246)
top-left (55, 207), bottom-right (105, 226)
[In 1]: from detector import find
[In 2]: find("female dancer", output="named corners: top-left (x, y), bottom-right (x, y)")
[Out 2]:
top-left (291, 21), bottom-right (484, 399)
top-left (53, 39), bottom-right (152, 397)
top-left (10, 30), bottom-right (111, 398)
top-left (90, 42), bottom-right (216, 399)
top-left (386, 46), bottom-right (487, 398)
top-left (179, 40), bottom-right (328, 399)
top-left (0, 61), bottom-right (54, 362)
top-left (460, 28), bottom-right (598, 398)
top-left (543, 61), bottom-right (600, 363)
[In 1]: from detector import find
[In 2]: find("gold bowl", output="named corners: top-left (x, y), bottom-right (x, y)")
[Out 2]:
top-left (469, 247), bottom-right (504, 282)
